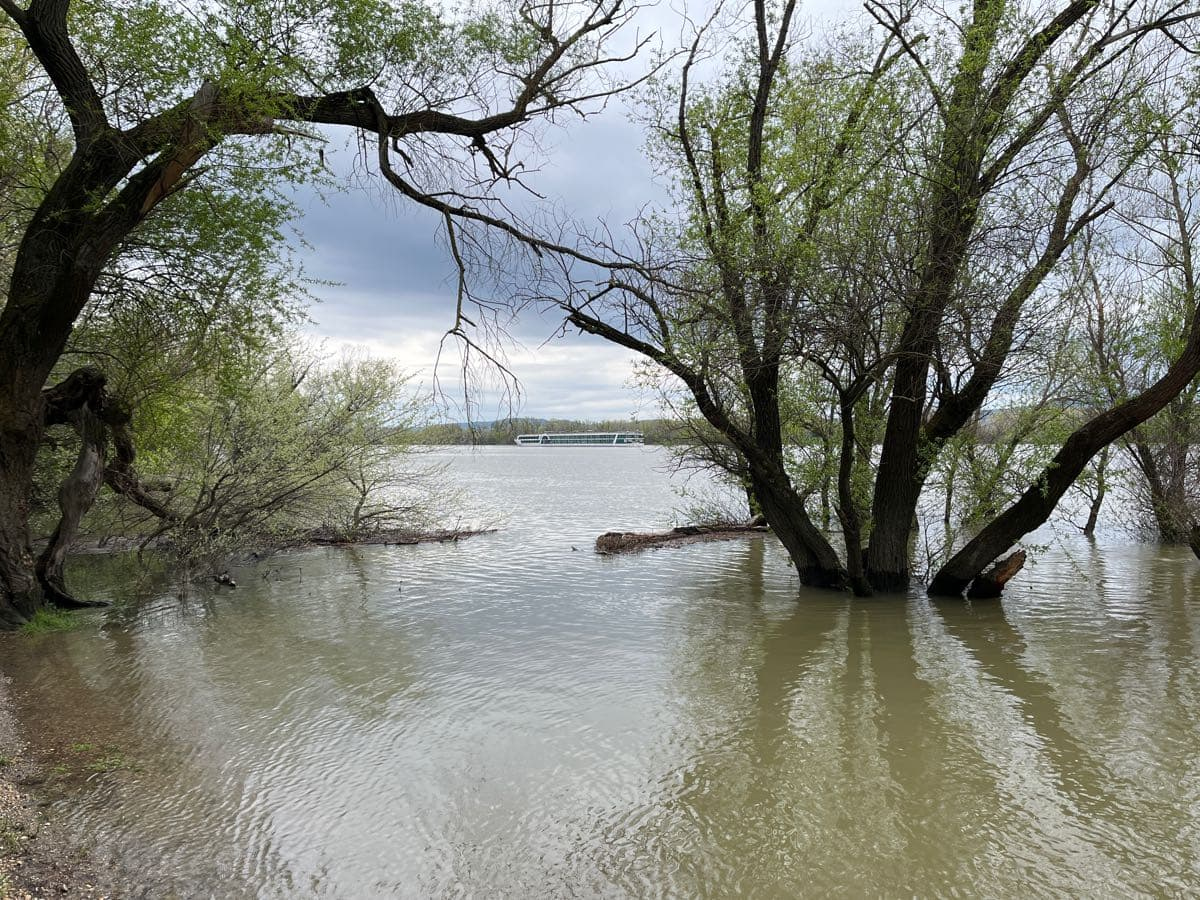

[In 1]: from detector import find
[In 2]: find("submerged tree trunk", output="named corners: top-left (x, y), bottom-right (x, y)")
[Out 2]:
top-left (1129, 436), bottom-right (1194, 543)
top-left (1082, 445), bottom-right (1109, 538)
top-left (834, 399), bottom-right (871, 596)
top-left (748, 457), bottom-right (848, 590)
top-left (965, 550), bottom-right (1026, 600)
top-left (864, 406), bottom-right (925, 591)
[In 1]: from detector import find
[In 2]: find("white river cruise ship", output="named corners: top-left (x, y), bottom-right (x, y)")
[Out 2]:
top-left (514, 432), bottom-right (644, 446)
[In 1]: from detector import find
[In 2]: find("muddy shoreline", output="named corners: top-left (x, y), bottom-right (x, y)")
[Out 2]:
top-left (0, 672), bottom-right (121, 899)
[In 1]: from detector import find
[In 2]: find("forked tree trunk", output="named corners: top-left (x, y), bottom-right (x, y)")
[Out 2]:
top-left (0, 362), bottom-right (175, 625)
top-left (36, 404), bottom-right (110, 609)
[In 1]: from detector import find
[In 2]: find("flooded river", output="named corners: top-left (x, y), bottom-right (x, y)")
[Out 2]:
top-left (3, 446), bottom-right (1199, 897)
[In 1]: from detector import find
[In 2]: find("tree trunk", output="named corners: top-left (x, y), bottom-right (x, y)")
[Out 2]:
top-left (1153, 444), bottom-right (1192, 544)
top-left (864, 392), bottom-right (924, 591)
top-left (835, 399), bottom-right (871, 596)
top-left (748, 458), bottom-right (847, 590)
top-left (1082, 445), bottom-right (1109, 537)
top-left (942, 448), bottom-right (959, 526)
top-left (0, 349), bottom-right (114, 626)
top-left (0, 260), bottom-right (66, 626)
top-left (742, 480), bottom-right (762, 519)
top-left (0, 345), bottom-right (56, 627)
top-left (1128, 436), bottom-right (1193, 543)
top-left (36, 404), bottom-right (110, 608)
top-left (817, 431), bottom-right (833, 531)
top-left (0, 440), bottom-right (41, 628)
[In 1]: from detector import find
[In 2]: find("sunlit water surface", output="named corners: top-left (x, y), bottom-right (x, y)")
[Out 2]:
top-left (3, 446), bottom-right (1200, 898)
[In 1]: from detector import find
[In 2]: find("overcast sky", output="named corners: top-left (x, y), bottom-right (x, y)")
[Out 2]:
top-left (295, 0), bottom-right (857, 422)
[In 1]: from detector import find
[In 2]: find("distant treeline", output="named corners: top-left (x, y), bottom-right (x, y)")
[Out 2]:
top-left (410, 410), bottom-right (1067, 448)
top-left (410, 417), bottom-right (700, 446)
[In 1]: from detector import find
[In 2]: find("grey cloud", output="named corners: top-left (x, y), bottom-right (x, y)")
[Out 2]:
top-left (289, 109), bottom-right (664, 419)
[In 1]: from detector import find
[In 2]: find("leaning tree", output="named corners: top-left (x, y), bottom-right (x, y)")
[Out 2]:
top-left (0, 0), bottom-right (650, 626)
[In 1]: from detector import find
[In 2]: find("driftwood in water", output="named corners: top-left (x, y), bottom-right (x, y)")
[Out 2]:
top-left (1190, 526), bottom-right (1200, 562)
top-left (966, 550), bottom-right (1027, 599)
top-left (595, 521), bottom-right (769, 555)
top-left (300, 527), bottom-right (497, 547)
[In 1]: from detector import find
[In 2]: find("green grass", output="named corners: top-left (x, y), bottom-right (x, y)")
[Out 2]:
top-left (63, 743), bottom-right (137, 774)
top-left (0, 824), bottom-right (25, 854)
top-left (85, 752), bottom-right (135, 773)
top-left (19, 608), bottom-right (80, 635)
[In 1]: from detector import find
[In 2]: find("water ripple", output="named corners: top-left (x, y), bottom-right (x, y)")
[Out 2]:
top-left (2, 448), bottom-right (1198, 896)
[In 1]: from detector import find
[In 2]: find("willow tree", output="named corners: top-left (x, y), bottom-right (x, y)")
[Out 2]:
top-left (0, 0), bottom-right (649, 627)
top-left (561, 0), bottom-right (1200, 596)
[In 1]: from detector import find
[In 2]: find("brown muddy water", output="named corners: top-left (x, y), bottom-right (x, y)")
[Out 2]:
top-left (3, 446), bottom-right (1200, 897)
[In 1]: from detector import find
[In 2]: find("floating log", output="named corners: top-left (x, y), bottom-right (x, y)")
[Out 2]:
top-left (595, 522), bottom-right (769, 555)
top-left (301, 527), bottom-right (498, 547)
top-left (966, 549), bottom-right (1027, 599)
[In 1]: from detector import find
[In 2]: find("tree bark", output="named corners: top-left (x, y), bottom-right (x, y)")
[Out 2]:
top-left (965, 550), bottom-right (1026, 599)
top-left (748, 457), bottom-right (847, 590)
top-left (36, 404), bottom-right (110, 608)
top-left (1129, 434), bottom-right (1194, 543)
top-left (0, 329), bottom-right (63, 626)
top-left (0, 421), bottom-right (41, 627)
top-left (1082, 445), bottom-right (1109, 537)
